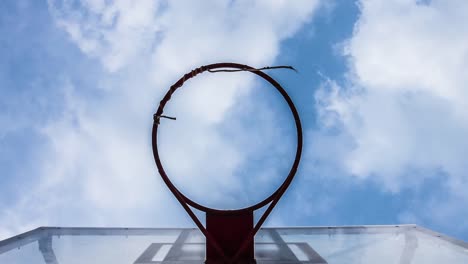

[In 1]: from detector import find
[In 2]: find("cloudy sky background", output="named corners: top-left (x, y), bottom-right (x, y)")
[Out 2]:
top-left (1, 0), bottom-right (468, 242)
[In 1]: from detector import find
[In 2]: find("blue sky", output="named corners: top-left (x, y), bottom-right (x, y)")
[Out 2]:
top-left (1, 0), bottom-right (468, 242)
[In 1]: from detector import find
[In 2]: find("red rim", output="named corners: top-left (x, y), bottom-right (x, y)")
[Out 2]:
top-left (152, 62), bottom-right (303, 215)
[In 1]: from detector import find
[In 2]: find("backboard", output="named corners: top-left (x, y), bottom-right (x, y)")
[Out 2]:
top-left (1, 225), bottom-right (467, 263)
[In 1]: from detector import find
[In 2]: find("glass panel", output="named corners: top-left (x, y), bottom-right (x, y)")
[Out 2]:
top-left (0, 240), bottom-right (44, 264)
top-left (1, 226), bottom-right (467, 263)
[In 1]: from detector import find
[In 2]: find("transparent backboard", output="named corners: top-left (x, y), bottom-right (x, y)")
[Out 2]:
top-left (1, 225), bottom-right (467, 263)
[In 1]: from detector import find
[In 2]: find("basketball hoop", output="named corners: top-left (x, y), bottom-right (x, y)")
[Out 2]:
top-left (152, 62), bottom-right (303, 263)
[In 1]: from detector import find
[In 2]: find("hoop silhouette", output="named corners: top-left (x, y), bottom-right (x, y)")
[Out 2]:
top-left (152, 62), bottom-right (303, 263)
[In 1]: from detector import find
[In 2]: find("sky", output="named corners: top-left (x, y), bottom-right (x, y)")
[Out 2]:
top-left (1, 0), bottom-right (468, 242)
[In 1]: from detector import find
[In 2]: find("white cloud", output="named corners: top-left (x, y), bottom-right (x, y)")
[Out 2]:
top-left (0, 0), bottom-right (320, 238)
top-left (316, 0), bottom-right (468, 231)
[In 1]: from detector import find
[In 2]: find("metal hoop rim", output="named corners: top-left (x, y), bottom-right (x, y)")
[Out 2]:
top-left (152, 62), bottom-right (303, 215)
